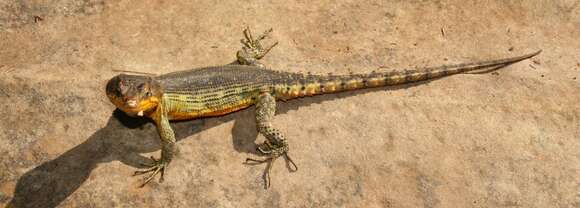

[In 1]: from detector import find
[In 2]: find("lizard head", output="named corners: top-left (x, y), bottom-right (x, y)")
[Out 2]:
top-left (106, 74), bottom-right (162, 117)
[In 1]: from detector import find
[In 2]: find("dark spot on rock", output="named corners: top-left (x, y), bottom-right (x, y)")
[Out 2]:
top-left (33, 16), bottom-right (43, 23)
top-left (417, 174), bottom-right (441, 208)
top-left (28, 88), bottom-right (46, 106)
top-left (0, 0), bottom-right (106, 29)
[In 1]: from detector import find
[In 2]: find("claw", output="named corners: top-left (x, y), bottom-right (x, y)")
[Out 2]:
top-left (257, 41), bottom-right (278, 59)
top-left (244, 157), bottom-right (275, 189)
top-left (257, 146), bottom-right (272, 154)
top-left (245, 157), bottom-right (270, 164)
top-left (140, 167), bottom-right (162, 188)
top-left (138, 156), bottom-right (159, 167)
top-left (256, 28), bottom-right (273, 41)
top-left (243, 26), bottom-right (254, 45)
top-left (133, 166), bottom-right (156, 176)
top-left (244, 140), bottom-right (298, 189)
top-left (257, 141), bottom-right (274, 154)
top-left (134, 156), bottom-right (166, 188)
top-left (283, 153), bottom-right (298, 172)
top-left (240, 39), bottom-right (252, 48)
top-left (237, 27), bottom-right (278, 65)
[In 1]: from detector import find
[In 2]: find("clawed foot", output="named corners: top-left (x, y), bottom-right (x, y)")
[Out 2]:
top-left (133, 156), bottom-right (167, 187)
top-left (244, 140), bottom-right (298, 189)
top-left (236, 27), bottom-right (278, 67)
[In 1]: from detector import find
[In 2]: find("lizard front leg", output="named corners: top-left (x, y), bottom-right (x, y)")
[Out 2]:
top-left (245, 92), bottom-right (298, 188)
top-left (133, 108), bottom-right (176, 187)
top-left (235, 27), bottom-right (278, 67)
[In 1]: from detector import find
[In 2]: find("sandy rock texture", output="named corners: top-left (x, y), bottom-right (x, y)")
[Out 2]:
top-left (1, 0), bottom-right (579, 207)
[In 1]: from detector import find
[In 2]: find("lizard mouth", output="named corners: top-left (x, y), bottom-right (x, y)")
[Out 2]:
top-left (124, 100), bottom-right (145, 116)
top-left (121, 99), bottom-right (156, 117)
top-left (126, 100), bottom-right (138, 108)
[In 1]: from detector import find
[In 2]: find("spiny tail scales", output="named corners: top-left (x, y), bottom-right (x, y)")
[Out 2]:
top-left (274, 50), bottom-right (541, 99)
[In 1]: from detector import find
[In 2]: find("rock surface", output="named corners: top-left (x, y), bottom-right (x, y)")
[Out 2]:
top-left (1, 0), bottom-right (579, 207)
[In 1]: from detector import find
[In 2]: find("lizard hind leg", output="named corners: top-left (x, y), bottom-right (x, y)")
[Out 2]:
top-left (245, 92), bottom-right (297, 189)
top-left (236, 27), bottom-right (278, 67)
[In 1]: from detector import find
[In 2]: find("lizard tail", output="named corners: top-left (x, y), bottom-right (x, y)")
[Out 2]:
top-left (275, 50), bottom-right (541, 99)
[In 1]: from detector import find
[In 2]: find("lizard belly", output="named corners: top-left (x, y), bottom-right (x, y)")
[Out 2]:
top-left (167, 99), bottom-right (255, 120)
top-left (162, 84), bottom-right (264, 121)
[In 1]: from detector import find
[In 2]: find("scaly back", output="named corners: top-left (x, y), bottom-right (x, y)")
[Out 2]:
top-left (153, 50), bottom-right (540, 110)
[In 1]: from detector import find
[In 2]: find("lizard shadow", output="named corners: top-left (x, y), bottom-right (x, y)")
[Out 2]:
top-left (7, 109), bottom-right (242, 208)
top-left (8, 69), bottom-right (494, 207)
top-left (230, 59), bottom-right (515, 150)
top-left (229, 78), bottom-right (451, 153)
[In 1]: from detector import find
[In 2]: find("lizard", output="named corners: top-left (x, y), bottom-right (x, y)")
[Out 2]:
top-left (105, 27), bottom-right (541, 188)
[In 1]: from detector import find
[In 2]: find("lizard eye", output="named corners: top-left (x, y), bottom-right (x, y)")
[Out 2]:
top-left (145, 91), bottom-right (152, 97)
top-left (137, 83), bottom-right (146, 90)
top-left (119, 83), bottom-right (128, 94)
